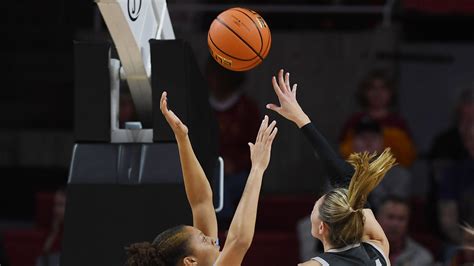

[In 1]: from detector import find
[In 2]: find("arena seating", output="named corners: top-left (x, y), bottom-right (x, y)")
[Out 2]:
top-left (218, 194), bottom-right (316, 265)
top-left (3, 191), bottom-right (56, 266)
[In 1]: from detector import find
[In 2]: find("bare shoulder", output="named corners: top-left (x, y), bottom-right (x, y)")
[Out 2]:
top-left (298, 260), bottom-right (321, 266)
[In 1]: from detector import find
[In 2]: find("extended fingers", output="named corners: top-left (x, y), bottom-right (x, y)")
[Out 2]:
top-left (266, 103), bottom-right (282, 115)
top-left (278, 69), bottom-right (288, 93)
top-left (285, 72), bottom-right (291, 89)
top-left (262, 120), bottom-right (277, 145)
top-left (168, 110), bottom-right (180, 123)
top-left (272, 76), bottom-right (285, 98)
top-left (159, 92), bottom-right (180, 125)
top-left (160, 92), bottom-right (174, 122)
top-left (160, 91), bottom-right (168, 112)
top-left (248, 142), bottom-right (254, 153)
top-left (256, 115), bottom-right (269, 142)
top-left (263, 120), bottom-right (277, 140)
top-left (267, 127), bottom-right (278, 144)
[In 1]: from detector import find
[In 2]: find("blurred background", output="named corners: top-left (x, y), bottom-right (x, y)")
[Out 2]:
top-left (2, 0), bottom-right (474, 265)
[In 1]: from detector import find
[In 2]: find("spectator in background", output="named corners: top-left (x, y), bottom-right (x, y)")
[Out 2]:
top-left (205, 58), bottom-right (260, 229)
top-left (339, 69), bottom-right (416, 167)
top-left (429, 87), bottom-right (474, 161)
top-left (376, 196), bottom-right (434, 265)
top-left (349, 115), bottom-right (411, 211)
top-left (36, 188), bottom-right (66, 266)
top-left (429, 87), bottom-right (474, 186)
top-left (425, 87), bottom-right (474, 244)
top-left (438, 116), bottom-right (474, 246)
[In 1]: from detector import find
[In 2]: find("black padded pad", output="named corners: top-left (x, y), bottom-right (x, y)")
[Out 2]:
top-left (68, 143), bottom-right (184, 185)
top-left (61, 184), bottom-right (192, 266)
top-left (68, 144), bottom-right (118, 184)
top-left (139, 143), bottom-right (183, 184)
top-left (63, 143), bottom-right (208, 266)
top-left (74, 41), bottom-right (111, 142)
top-left (150, 39), bottom-right (218, 181)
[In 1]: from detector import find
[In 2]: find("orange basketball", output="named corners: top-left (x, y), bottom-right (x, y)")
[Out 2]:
top-left (208, 7), bottom-right (271, 72)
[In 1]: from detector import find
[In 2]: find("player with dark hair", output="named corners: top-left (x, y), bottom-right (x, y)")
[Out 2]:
top-left (267, 69), bottom-right (394, 265)
top-left (125, 92), bottom-right (278, 266)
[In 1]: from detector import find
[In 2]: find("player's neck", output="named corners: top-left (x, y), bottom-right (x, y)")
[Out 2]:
top-left (322, 238), bottom-right (336, 252)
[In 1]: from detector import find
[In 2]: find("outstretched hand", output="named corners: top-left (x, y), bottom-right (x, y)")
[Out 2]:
top-left (160, 91), bottom-right (188, 139)
top-left (248, 115), bottom-right (278, 171)
top-left (266, 69), bottom-right (310, 128)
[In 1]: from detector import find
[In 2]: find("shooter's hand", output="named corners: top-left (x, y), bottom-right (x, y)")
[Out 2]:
top-left (248, 115), bottom-right (278, 171)
top-left (160, 91), bottom-right (188, 139)
top-left (266, 69), bottom-right (310, 128)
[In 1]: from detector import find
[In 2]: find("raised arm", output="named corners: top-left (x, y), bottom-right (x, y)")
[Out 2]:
top-left (361, 209), bottom-right (390, 259)
top-left (266, 69), bottom-right (354, 187)
top-left (159, 91), bottom-right (217, 239)
top-left (216, 115), bottom-right (278, 266)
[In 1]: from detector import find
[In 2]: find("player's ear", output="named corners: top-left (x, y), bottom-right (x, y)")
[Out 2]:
top-left (183, 256), bottom-right (197, 265)
top-left (318, 221), bottom-right (325, 235)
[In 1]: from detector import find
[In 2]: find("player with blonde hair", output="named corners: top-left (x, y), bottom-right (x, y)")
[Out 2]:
top-left (268, 69), bottom-right (395, 265)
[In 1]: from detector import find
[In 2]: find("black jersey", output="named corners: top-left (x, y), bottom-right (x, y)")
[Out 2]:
top-left (311, 242), bottom-right (388, 266)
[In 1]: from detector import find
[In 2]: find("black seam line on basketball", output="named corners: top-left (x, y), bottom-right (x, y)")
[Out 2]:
top-left (215, 17), bottom-right (263, 61)
top-left (208, 33), bottom-right (258, 61)
top-left (242, 7), bottom-right (271, 57)
top-left (233, 8), bottom-right (263, 54)
top-left (232, 54), bottom-right (262, 70)
top-left (209, 31), bottom-right (261, 69)
top-left (241, 7), bottom-right (271, 56)
top-left (234, 57), bottom-right (262, 71)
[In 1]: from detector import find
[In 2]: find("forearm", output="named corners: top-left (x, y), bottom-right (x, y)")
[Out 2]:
top-left (226, 167), bottom-right (265, 248)
top-left (176, 135), bottom-right (213, 206)
top-left (300, 123), bottom-right (354, 187)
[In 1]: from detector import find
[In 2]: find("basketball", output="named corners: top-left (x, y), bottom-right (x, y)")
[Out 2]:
top-left (208, 7), bottom-right (271, 71)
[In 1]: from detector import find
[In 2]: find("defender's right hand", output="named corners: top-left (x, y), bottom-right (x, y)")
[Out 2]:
top-left (266, 69), bottom-right (310, 128)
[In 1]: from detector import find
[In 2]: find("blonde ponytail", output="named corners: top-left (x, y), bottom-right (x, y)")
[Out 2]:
top-left (318, 148), bottom-right (396, 248)
top-left (346, 148), bottom-right (396, 211)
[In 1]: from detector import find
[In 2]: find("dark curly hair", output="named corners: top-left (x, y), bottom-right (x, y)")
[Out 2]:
top-left (125, 225), bottom-right (191, 266)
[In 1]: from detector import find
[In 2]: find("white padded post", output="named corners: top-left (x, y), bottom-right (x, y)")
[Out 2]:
top-left (96, 0), bottom-right (175, 125)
